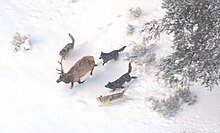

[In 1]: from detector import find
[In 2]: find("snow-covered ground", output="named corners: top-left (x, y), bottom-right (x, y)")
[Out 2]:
top-left (0, 0), bottom-right (219, 133)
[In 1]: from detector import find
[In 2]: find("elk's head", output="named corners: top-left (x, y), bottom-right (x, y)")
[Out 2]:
top-left (56, 59), bottom-right (72, 84)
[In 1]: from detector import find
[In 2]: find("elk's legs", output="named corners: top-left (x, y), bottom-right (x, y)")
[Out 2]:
top-left (77, 79), bottom-right (85, 84)
top-left (90, 64), bottom-right (97, 75)
top-left (71, 82), bottom-right (74, 88)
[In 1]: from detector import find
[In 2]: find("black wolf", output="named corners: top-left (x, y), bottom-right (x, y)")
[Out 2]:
top-left (99, 46), bottom-right (126, 65)
top-left (105, 62), bottom-right (137, 91)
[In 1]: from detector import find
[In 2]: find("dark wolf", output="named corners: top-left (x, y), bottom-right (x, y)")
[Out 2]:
top-left (105, 62), bottom-right (137, 91)
top-left (99, 46), bottom-right (126, 65)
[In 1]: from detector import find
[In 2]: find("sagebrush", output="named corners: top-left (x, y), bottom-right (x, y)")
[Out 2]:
top-left (147, 88), bottom-right (197, 117)
top-left (128, 7), bottom-right (142, 19)
top-left (11, 32), bottom-right (31, 52)
top-left (125, 42), bottom-right (157, 70)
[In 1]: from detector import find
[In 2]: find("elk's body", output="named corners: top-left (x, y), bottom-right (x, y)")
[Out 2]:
top-left (56, 56), bottom-right (96, 88)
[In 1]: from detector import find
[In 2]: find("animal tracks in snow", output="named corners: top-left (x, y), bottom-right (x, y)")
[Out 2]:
top-left (98, 22), bottom-right (113, 32)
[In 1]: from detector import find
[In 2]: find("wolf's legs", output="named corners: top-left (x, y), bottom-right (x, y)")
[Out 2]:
top-left (114, 54), bottom-right (119, 60)
top-left (102, 61), bottom-right (107, 65)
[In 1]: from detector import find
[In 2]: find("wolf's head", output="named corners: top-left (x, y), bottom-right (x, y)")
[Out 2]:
top-left (59, 49), bottom-right (67, 57)
top-left (105, 82), bottom-right (114, 89)
top-left (99, 52), bottom-right (104, 59)
top-left (96, 95), bottom-right (103, 101)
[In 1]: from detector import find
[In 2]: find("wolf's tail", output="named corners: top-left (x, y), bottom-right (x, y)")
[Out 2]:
top-left (68, 33), bottom-right (75, 44)
top-left (127, 62), bottom-right (132, 74)
top-left (116, 46), bottom-right (126, 52)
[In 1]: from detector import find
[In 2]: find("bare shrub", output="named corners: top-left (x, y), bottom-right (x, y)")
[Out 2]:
top-left (147, 88), bottom-right (197, 117)
top-left (126, 24), bottom-right (135, 35)
top-left (11, 32), bottom-right (31, 52)
top-left (128, 7), bottom-right (142, 19)
top-left (125, 42), bottom-right (157, 69)
top-left (11, 32), bottom-right (22, 52)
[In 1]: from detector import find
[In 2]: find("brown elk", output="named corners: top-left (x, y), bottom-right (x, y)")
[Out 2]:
top-left (56, 56), bottom-right (97, 88)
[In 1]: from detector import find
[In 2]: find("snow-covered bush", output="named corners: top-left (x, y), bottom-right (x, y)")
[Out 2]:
top-left (71, 0), bottom-right (78, 3)
top-left (11, 32), bottom-right (31, 52)
top-left (125, 7), bottom-right (157, 71)
top-left (11, 32), bottom-right (22, 52)
top-left (126, 24), bottom-right (134, 35)
top-left (141, 20), bottom-right (164, 41)
top-left (128, 7), bottom-right (142, 19)
top-left (125, 42), bottom-right (157, 70)
top-left (142, 0), bottom-right (220, 89)
top-left (147, 88), bottom-right (197, 117)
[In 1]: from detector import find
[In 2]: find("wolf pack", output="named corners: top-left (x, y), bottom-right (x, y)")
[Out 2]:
top-left (56, 33), bottom-right (137, 106)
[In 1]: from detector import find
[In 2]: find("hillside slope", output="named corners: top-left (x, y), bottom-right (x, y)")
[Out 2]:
top-left (0, 0), bottom-right (219, 133)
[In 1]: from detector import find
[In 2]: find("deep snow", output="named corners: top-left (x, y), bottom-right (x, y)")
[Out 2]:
top-left (0, 0), bottom-right (220, 133)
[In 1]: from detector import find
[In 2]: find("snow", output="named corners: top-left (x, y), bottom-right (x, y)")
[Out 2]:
top-left (0, 0), bottom-right (220, 133)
